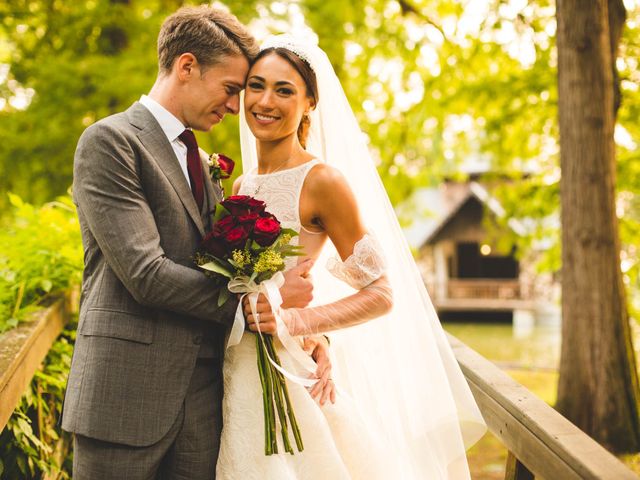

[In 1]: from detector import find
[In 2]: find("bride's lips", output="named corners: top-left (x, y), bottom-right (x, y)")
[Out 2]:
top-left (252, 112), bottom-right (280, 125)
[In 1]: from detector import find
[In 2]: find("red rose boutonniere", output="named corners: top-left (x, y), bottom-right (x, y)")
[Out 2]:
top-left (208, 153), bottom-right (235, 183)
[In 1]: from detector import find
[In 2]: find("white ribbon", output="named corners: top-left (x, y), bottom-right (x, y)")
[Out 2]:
top-left (227, 272), bottom-right (319, 388)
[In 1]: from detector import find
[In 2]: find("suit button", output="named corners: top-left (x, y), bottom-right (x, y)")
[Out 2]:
top-left (193, 335), bottom-right (203, 345)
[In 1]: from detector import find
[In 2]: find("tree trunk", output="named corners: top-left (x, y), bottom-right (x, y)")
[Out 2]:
top-left (556, 0), bottom-right (640, 453)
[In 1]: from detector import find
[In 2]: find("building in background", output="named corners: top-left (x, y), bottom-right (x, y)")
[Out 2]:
top-left (402, 180), bottom-right (560, 327)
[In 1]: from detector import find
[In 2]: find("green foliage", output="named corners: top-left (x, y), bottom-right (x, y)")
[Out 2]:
top-left (0, 0), bottom-right (265, 213)
top-left (0, 324), bottom-right (76, 479)
top-left (0, 194), bottom-right (82, 332)
top-left (616, 12), bottom-right (640, 321)
top-left (0, 193), bottom-right (80, 475)
top-left (0, 1), bottom-right (151, 208)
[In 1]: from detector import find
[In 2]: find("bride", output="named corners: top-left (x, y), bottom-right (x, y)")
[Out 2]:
top-left (216, 34), bottom-right (486, 479)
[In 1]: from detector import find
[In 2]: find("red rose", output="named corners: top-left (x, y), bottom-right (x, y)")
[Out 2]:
top-left (253, 216), bottom-right (281, 246)
top-left (238, 212), bottom-right (259, 223)
top-left (221, 195), bottom-right (266, 216)
top-left (238, 212), bottom-right (259, 232)
top-left (217, 154), bottom-right (235, 179)
top-left (201, 231), bottom-right (228, 258)
top-left (247, 198), bottom-right (267, 212)
top-left (212, 215), bottom-right (236, 238)
top-left (225, 227), bottom-right (249, 249)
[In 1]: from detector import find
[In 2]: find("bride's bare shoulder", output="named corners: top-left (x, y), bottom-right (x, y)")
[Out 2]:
top-left (232, 174), bottom-right (244, 195)
top-left (305, 163), bottom-right (350, 196)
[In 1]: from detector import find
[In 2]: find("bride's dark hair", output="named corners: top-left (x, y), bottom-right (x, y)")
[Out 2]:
top-left (254, 48), bottom-right (319, 149)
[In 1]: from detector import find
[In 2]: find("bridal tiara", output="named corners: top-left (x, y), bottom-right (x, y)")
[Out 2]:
top-left (260, 36), bottom-right (316, 71)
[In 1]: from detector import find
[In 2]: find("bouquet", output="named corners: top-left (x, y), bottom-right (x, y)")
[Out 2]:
top-left (195, 194), bottom-right (305, 455)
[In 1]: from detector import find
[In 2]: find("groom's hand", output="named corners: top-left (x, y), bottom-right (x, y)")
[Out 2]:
top-left (305, 336), bottom-right (336, 405)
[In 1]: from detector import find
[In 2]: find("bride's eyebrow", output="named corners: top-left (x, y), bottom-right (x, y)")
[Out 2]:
top-left (247, 75), bottom-right (296, 88)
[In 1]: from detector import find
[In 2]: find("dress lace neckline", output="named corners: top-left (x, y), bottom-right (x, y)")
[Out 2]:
top-left (252, 159), bottom-right (318, 177)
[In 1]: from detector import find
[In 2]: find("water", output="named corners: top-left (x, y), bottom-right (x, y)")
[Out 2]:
top-left (443, 321), bottom-right (561, 370)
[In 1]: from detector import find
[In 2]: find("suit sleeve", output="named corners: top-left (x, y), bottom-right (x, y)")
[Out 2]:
top-left (73, 122), bottom-right (238, 325)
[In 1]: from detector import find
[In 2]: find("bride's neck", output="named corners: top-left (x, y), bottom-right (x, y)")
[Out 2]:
top-left (256, 134), bottom-right (309, 174)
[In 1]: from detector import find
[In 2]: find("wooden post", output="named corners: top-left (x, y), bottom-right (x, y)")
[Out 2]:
top-left (505, 451), bottom-right (534, 480)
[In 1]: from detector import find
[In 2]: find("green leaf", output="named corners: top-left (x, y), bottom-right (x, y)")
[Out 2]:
top-left (199, 261), bottom-right (233, 278)
top-left (217, 287), bottom-right (230, 307)
top-left (41, 279), bottom-right (53, 293)
top-left (7, 193), bottom-right (24, 209)
top-left (212, 204), bottom-right (230, 223)
top-left (16, 456), bottom-right (27, 476)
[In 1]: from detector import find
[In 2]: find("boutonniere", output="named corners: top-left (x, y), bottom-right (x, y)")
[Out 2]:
top-left (208, 153), bottom-right (235, 182)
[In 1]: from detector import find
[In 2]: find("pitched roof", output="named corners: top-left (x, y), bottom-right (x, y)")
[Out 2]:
top-left (401, 181), bottom-right (527, 249)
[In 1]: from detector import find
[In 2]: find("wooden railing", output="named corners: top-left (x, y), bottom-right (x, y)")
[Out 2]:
top-left (448, 333), bottom-right (639, 479)
top-left (0, 292), bottom-right (76, 431)
top-left (426, 279), bottom-right (537, 311)
top-left (446, 279), bottom-right (525, 300)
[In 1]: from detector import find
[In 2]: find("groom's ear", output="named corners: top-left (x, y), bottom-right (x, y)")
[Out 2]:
top-left (175, 53), bottom-right (198, 81)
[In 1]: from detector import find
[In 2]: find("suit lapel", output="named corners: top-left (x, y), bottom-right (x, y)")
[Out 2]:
top-left (127, 103), bottom-right (205, 237)
top-left (200, 150), bottom-right (223, 218)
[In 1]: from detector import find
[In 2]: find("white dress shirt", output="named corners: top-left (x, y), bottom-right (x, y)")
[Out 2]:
top-left (139, 94), bottom-right (192, 185)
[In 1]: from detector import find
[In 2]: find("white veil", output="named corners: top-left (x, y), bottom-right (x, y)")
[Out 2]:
top-left (240, 34), bottom-right (486, 479)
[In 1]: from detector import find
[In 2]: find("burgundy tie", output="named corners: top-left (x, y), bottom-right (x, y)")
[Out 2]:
top-left (178, 129), bottom-right (204, 210)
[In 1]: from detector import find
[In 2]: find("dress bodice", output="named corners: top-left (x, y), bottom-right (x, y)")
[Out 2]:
top-left (239, 160), bottom-right (323, 268)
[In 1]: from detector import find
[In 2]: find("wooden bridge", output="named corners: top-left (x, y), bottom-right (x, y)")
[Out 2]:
top-left (0, 294), bottom-right (637, 479)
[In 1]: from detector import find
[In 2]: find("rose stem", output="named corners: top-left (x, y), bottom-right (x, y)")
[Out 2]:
top-left (256, 334), bottom-right (272, 455)
top-left (260, 334), bottom-right (278, 454)
top-left (267, 337), bottom-right (304, 452)
top-left (265, 337), bottom-right (294, 454)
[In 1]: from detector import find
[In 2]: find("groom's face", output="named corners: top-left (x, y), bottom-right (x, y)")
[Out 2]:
top-left (179, 53), bottom-right (249, 131)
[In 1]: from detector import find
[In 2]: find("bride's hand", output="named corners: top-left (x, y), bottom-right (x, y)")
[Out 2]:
top-left (243, 297), bottom-right (297, 336)
top-left (280, 259), bottom-right (315, 308)
top-left (304, 336), bottom-right (336, 405)
top-left (244, 258), bottom-right (315, 333)
top-left (244, 294), bottom-right (277, 334)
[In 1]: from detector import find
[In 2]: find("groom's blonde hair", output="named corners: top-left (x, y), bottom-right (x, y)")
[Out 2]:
top-left (158, 6), bottom-right (258, 74)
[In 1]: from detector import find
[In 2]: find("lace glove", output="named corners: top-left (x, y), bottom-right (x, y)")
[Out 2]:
top-left (280, 234), bottom-right (393, 336)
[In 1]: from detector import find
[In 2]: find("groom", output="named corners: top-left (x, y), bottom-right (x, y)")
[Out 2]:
top-left (62, 6), bottom-right (321, 479)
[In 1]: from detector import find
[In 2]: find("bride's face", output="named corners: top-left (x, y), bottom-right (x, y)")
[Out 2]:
top-left (244, 53), bottom-right (313, 143)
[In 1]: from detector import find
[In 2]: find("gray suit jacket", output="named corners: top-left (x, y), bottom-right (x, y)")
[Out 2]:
top-left (62, 102), bottom-right (237, 446)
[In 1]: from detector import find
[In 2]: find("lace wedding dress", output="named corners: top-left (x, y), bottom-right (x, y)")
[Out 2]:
top-left (216, 160), bottom-right (397, 480)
